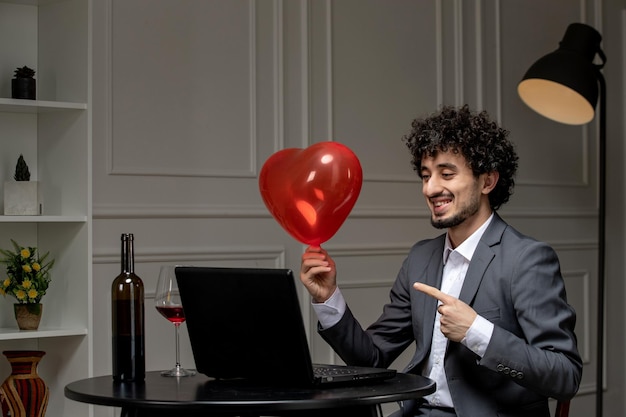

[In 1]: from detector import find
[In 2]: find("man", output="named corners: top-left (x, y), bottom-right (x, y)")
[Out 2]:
top-left (300, 105), bottom-right (582, 417)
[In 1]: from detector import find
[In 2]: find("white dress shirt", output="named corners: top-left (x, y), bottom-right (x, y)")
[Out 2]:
top-left (312, 214), bottom-right (495, 409)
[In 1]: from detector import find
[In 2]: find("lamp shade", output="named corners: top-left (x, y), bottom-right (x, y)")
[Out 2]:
top-left (518, 23), bottom-right (603, 125)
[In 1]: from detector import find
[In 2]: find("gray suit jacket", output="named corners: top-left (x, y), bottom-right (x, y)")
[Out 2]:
top-left (319, 213), bottom-right (582, 417)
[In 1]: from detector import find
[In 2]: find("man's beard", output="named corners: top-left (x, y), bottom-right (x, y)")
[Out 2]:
top-left (430, 192), bottom-right (481, 229)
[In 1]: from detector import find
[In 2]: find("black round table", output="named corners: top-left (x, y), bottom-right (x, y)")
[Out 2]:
top-left (65, 371), bottom-right (435, 417)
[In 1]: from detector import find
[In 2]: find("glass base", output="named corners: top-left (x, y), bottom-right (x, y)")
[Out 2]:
top-left (160, 365), bottom-right (196, 377)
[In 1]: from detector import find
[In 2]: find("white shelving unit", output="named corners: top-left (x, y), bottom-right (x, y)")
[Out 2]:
top-left (0, 0), bottom-right (91, 416)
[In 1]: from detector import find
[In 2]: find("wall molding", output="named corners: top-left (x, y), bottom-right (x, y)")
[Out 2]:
top-left (93, 245), bottom-right (286, 266)
top-left (93, 202), bottom-right (599, 220)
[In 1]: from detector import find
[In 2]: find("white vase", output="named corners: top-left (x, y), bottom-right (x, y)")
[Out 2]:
top-left (3, 181), bottom-right (42, 215)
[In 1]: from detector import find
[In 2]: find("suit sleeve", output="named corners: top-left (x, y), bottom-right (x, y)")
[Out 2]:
top-left (318, 253), bottom-right (417, 368)
top-left (478, 240), bottom-right (582, 401)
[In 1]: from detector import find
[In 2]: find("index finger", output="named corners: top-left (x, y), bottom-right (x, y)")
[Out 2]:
top-left (413, 282), bottom-right (456, 305)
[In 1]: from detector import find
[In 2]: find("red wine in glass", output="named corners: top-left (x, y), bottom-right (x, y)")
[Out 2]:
top-left (156, 305), bottom-right (185, 324)
top-left (154, 265), bottom-right (196, 377)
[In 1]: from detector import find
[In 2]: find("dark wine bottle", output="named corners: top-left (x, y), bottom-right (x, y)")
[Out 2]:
top-left (111, 233), bottom-right (145, 382)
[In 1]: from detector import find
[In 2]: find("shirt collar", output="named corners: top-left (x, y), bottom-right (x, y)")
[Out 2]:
top-left (443, 213), bottom-right (494, 265)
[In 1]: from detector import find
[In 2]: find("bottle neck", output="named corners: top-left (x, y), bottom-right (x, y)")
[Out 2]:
top-left (127, 235), bottom-right (135, 274)
top-left (120, 233), bottom-right (135, 274)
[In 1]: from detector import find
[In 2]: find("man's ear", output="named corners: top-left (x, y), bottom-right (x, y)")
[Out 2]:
top-left (482, 171), bottom-right (499, 194)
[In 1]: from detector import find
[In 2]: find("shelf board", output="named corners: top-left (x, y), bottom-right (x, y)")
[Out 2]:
top-left (0, 0), bottom-right (60, 5)
top-left (0, 327), bottom-right (88, 340)
top-left (0, 0), bottom-right (37, 5)
top-left (0, 98), bottom-right (87, 113)
top-left (0, 215), bottom-right (87, 222)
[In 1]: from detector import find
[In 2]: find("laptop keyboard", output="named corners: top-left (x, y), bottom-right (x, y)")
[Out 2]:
top-left (313, 365), bottom-right (359, 377)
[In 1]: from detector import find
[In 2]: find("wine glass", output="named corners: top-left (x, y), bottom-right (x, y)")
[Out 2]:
top-left (154, 265), bottom-right (196, 377)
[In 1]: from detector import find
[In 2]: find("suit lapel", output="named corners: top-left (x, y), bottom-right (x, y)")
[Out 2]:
top-left (458, 213), bottom-right (506, 305)
top-left (420, 238), bottom-right (445, 348)
top-left (458, 242), bottom-right (494, 304)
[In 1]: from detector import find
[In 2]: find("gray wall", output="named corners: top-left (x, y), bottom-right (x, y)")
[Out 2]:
top-left (91, 1), bottom-right (626, 416)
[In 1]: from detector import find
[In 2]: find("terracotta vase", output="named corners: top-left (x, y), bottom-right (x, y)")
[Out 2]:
top-left (0, 351), bottom-right (49, 417)
top-left (13, 304), bottom-right (42, 331)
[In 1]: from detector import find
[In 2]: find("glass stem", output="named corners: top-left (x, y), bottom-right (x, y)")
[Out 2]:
top-left (174, 323), bottom-right (181, 368)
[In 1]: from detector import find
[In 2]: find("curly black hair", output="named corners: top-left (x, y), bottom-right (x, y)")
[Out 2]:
top-left (402, 104), bottom-right (518, 210)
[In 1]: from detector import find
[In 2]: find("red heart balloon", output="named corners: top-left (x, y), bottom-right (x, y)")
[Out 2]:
top-left (259, 142), bottom-right (363, 245)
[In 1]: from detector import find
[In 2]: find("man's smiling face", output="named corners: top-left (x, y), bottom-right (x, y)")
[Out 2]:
top-left (420, 150), bottom-right (490, 235)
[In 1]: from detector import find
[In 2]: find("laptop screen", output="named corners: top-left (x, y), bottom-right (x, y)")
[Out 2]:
top-left (176, 266), bottom-right (317, 385)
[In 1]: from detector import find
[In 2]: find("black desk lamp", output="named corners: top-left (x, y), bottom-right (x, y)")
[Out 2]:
top-left (518, 22), bottom-right (606, 417)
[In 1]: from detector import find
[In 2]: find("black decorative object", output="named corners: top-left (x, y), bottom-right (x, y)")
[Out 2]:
top-left (11, 66), bottom-right (36, 100)
top-left (14, 155), bottom-right (31, 181)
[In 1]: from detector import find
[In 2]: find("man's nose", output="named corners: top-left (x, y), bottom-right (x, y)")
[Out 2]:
top-left (423, 176), bottom-right (442, 196)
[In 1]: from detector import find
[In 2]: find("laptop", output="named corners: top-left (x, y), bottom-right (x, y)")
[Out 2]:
top-left (175, 266), bottom-right (397, 387)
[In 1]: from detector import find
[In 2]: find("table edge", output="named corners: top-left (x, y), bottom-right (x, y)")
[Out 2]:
top-left (65, 372), bottom-right (436, 412)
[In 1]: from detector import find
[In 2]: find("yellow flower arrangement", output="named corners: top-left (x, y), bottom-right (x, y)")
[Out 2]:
top-left (0, 240), bottom-right (54, 304)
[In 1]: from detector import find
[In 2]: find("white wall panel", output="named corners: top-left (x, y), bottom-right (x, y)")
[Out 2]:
top-left (109, 0), bottom-right (255, 177)
top-left (329, 0), bottom-right (438, 183)
top-left (94, 0), bottom-right (279, 209)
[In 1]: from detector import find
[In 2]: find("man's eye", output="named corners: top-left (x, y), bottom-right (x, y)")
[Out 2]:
top-left (442, 172), bottom-right (454, 178)
top-left (420, 175), bottom-right (430, 181)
